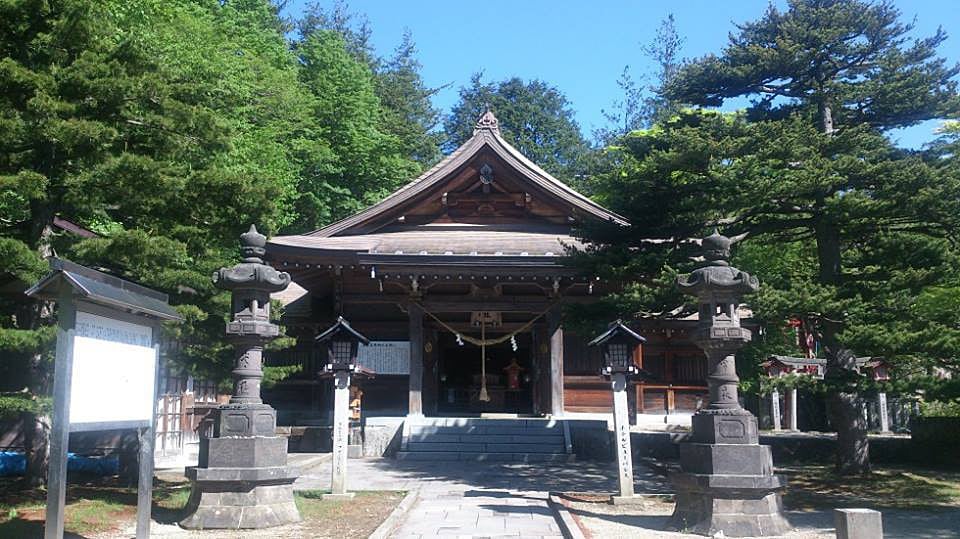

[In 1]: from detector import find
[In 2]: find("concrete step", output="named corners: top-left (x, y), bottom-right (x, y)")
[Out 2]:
top-left (407, 442), bottom-right (566, 454)
top-left (406, 418), bottom-right (562, 428)
top-left (409, 425), bottom-right (561, 436)
top-left (406, 433), bottom-right (565, 444)
top-left (394, 451), bottom-right (576, 463)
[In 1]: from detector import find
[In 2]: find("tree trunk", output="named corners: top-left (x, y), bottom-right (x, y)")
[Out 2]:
top-left (815, 218), bottom-right (870, 475)
top-left (22, 412), bottom-right (50, 487)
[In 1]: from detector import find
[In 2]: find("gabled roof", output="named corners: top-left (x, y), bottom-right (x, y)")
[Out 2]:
top-left (307, 111), bottom-right (628, 238)
top-left (26, 258), bottom-right (182, 321)
top-left (588, 320), bottom-right (646, 347)
top-left (315, 316), bottom-right (371, 345)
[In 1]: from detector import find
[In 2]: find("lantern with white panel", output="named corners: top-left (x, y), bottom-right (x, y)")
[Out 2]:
top-left (316, 316), bottom-right (373, 499)
top-left (588, 321), bottom-right (646, 504)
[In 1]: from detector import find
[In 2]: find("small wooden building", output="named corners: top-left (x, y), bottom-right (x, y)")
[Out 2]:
top-left (264, 112), bottom-right (707, 420)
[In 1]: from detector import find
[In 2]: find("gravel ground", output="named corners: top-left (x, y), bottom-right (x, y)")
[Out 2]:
top-left (565, 495), bottom-right (828, 539)
top-left (565, 495), bottom-right (960, 539)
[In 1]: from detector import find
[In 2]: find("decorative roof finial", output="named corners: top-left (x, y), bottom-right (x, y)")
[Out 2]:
top-left (701, 229), bottom-right (732, 266)
top-left (240, 224), bottom-right (267, 263)
top-left (474, 108), bottom-right (501, 135)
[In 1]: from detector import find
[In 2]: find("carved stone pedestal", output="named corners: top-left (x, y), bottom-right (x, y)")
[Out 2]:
top-left (179, 460), bottom-right (300, 529)
top-left (179, 408), bottom-right (301, 530)
top-left (669, 419), bottom-right (790, 536)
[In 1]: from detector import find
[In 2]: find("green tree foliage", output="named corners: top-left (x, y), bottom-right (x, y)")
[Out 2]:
top-left (597, 14), bottom-right (685, 144)
top-left (297, 1), bottom-right (443, 169)
top-left (444, 74), bottom-right (593, 185)
top-left (0, 0), bottom-right (425, 480)
top-left (291, 28), bottom-right (419, 230)
top-left (584, 0), bottom-right (960, 475)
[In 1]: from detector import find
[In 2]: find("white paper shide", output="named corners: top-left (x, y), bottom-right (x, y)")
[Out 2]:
top-left (70, 311), bottom-right (156, 425)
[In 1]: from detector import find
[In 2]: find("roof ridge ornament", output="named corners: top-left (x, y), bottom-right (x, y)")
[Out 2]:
top-left (473, 109), bottom-right (501, 135)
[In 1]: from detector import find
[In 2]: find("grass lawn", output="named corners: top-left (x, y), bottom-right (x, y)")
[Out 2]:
top-left (0, 474), bottom-right (404, 538)
top-left (780, 465), bottom-right (960, 511)
top-left (0, 475), bottom-right (189, 537)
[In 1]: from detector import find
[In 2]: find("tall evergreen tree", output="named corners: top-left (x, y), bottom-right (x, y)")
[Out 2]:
top-left (597, 14), bottom-right (685, 144)
top-left (584, 0), bottom-right (960, 474)
top-left (0, 0), bottom-right (315, 483)
top-left (297, 2), bottom-right (443, 169)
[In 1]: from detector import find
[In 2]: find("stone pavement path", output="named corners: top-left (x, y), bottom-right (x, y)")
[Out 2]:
top-left (293, 457), bottom-right (670, 538)
top-left (394, 489), bottom-right (562, 538)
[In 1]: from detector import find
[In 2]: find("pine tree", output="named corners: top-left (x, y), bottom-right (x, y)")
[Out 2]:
top-left (585, 0), bottom-right (960, 474)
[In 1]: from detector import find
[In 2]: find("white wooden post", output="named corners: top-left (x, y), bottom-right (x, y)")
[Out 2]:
top-left (771, 389), bottom-right (782, 431)
top-left (325, 370), bottom-right (354, 499)
top-left (610, 372), bottom-right (637, 504)
top-left (878, 392), bottom-right (890, 433)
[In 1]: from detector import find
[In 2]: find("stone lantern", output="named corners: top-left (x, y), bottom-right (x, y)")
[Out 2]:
top-left (180, 225), bottom-right (301, 529)
top-left (669, 230), bottom-right (789, 537)
top-left (588, 321), bottom-right (645, 504)
top-left (316, 316), bottom-right (371, 500)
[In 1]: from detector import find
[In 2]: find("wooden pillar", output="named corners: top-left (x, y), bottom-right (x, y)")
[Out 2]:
top-left (423, 327), bottom-right (438, 416)
top-left (547, 308), bottom-right (564, 417)
top-left (532, 324), bottom-right (550, 416)
top-left (408, 304), bottom-right (424, 417)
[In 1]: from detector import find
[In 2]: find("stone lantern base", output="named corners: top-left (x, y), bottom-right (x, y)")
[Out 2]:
top-left (669, 413), bottom-right (790, 537)
top-left (179, 408), bottom-right (301, 529)
top-left (179, 464), bottom-right (300, 529)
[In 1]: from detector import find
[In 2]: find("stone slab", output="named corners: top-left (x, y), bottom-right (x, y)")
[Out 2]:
top-left (678, 443), bottom-right (775, 476)
top-left (186, 464), bottom-right (300, 484)
top-left (214, 404), bottom-right (278, 437)
top-left (200, 436), bottom-right (288, 468)
top-left (692, 412), bottom-right (759, 445)
top-left (835, 508), bottom-right (883, 539)
top-left (671, 470), bottom-right (787, 493)
top-left (610, 495), bottom-right (648, 505)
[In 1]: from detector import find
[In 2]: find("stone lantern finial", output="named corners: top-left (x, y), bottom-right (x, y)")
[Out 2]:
top-left (701, 228), bottom-right (732, 264)
top-left (240, 224), bottom-right (267, 262)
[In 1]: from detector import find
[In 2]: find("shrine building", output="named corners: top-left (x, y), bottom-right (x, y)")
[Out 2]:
top-left (263, 112), bottom-right (709, 422)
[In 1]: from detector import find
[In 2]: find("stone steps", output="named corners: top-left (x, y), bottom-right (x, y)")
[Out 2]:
top-left (398, 417), bottom-right (572, 463)
top-left (395, 451), bottom-right (575, 463)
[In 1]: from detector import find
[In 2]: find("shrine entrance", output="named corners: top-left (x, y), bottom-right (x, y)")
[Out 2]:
top-left (436, 331), bottom-right (534, 416)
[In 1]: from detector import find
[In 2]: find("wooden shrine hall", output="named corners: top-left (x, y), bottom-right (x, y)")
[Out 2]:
top-left (263, 111), bottom-right (709, 421)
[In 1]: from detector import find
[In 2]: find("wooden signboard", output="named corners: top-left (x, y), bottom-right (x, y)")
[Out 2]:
top-left (27, 259), bottom-right (181, 539)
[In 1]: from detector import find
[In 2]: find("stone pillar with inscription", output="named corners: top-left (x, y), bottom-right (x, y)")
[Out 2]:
top-left (669, 231), bottom-right (790, 537)
top-left (588, 321), bottom-right (646, 505)
top-left (180, 225), bottom-right (301, 530)
top-left (611, 371), bottom-right (636, 502)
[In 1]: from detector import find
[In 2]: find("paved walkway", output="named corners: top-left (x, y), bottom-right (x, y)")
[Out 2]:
top-left (294, 457), bottom-right (669, 538)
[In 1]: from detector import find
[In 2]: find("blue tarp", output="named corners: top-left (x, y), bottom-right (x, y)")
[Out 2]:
top-left (0, 452), bottom-right (119, 476)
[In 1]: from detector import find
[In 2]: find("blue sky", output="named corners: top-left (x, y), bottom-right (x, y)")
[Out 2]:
top-left (284, 1), bottom-right (960, 148)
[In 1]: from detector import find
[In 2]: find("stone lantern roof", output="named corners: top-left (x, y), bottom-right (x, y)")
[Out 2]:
top-left (677, 230), bottom-right (759, 296)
